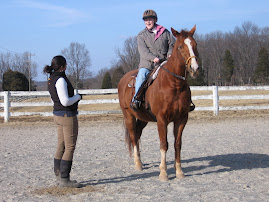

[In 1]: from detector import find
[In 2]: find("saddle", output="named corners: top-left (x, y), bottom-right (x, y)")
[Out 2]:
top-left (128, 61), bottom-right (167, 88)
top-left (128, 61), bottom-right (167, 111)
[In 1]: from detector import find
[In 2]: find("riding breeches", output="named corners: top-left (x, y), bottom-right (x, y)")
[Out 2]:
top-left (133, 68), bottom-right (150, 101)
top-left (53, 114), bottom-right (78, 161)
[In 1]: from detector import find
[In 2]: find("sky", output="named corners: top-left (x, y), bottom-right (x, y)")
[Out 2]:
top-left (0, 0), bottom-right (269, 81)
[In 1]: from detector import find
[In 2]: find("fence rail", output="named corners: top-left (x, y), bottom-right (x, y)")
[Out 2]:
top-left (1, 86), bottom-right (269, 123)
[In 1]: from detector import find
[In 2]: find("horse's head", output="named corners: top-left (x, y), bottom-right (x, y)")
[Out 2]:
top-left (171, 25), bottom-right (199, 78)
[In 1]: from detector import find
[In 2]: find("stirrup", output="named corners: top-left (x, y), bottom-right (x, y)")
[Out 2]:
top-left (189, 101), bottom-right (195, 112)
top-left (130, 100), bottom-right (141, 111)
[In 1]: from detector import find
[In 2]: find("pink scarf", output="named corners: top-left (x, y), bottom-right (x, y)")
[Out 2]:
top-left (155, 24), bottom-right (166, 40)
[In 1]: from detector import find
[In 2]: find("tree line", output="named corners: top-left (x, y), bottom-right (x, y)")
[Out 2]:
top-left (1, 21), bottom-right (269, 91)
top-left (99, 22), bottom-right (269, 88)
top-left (0, 42), bottom-right (91, 91)
top-left (196, 21), bottom-right (269, 86)
top-left (106, 21), bottom-right (269, 88)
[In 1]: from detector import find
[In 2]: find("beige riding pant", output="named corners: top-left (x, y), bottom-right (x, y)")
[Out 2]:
top-left (53, 115), bottom-right (78, 161)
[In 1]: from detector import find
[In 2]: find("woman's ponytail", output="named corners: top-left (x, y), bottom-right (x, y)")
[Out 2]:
top-left (43, 65), bottom-right (53, 74)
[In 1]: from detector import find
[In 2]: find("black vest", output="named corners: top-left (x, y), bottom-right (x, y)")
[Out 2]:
top-left (48, 72), bottom-right (78, 112)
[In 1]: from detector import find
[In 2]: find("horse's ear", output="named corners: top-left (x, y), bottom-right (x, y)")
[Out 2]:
top-left (190, 25), bottom-right (196, 36)
top-left (171, 27), bottom-right (179, 37)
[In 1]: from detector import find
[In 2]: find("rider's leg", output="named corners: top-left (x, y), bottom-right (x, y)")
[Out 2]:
top-left (132, 68), bottom-right (150, 101)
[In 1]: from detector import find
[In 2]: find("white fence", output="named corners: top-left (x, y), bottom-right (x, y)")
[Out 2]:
top-left (1, 86), bottom-right (269, 123)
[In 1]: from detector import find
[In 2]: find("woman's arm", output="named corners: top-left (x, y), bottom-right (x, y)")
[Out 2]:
top-left (167, 31), bottom-right (175, 56)
top-left (55, 78), bottom-right (81, 106)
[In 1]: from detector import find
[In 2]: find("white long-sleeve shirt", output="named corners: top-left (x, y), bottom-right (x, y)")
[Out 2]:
top-left (55, 77), bottom-right (81, 107)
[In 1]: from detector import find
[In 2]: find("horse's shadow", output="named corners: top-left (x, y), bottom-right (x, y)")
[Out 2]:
top-left (81, 153), bottom-right (269, 186)
top-left (180, 152), bottom-right (269, 176)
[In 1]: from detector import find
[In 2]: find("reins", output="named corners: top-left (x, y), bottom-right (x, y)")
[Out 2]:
top-left (160, 65), bottom-right (186, 80)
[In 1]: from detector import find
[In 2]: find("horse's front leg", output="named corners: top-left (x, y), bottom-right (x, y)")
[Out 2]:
top-left (157, 118), bottom-right (169, 181)
top-left (174, 118), bottom-right (188, 179)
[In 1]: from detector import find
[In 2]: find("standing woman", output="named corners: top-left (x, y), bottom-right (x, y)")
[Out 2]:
top-left (43, 55), bottom-right (82, 188)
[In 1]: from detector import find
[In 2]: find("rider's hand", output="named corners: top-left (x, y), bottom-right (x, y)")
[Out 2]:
top-left (153, 57), bottom-right (160, 64)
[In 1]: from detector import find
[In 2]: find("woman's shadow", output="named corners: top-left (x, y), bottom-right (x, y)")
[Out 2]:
top-left (81, 153), bottom-right (269, 186)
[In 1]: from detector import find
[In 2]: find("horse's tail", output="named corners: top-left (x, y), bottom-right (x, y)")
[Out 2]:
top-left (123, 119), bottom-right (132, 157)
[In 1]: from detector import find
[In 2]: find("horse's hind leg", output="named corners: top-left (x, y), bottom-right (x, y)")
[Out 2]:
top-left (124, 111), bottom-right (146, 171)
top-left (134, 119), bottom-right (148, 169)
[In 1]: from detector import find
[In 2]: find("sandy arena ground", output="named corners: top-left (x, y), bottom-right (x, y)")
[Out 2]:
top-left (0, 113), bottom-right (269, 201)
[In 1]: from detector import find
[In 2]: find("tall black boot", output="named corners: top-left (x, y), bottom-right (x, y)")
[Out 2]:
top-left (59, 160), bottom-right (82, 188)
top-left (130, 83), bottom-right (146, 111)
top-left (54, 158), bottom-right (77, 184)
top-left (54, 158), bottom-right (61, 182)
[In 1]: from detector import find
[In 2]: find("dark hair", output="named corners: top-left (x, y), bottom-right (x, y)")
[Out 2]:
top-left (43, 55), bottom-right (66, 74)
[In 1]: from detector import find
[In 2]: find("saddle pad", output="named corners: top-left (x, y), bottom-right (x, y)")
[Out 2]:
top-left (152, 61), bottom-right (167, 79)
top-left (127, 61), bottom-right (167, 88)
top-left (128, 76), bottom-right (136, 88)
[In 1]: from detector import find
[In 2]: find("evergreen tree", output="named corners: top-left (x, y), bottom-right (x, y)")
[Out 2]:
top-left (222, 50), bottom-right (234, 84)
top-left (254, 47), bottom-right (269, 84)
top-left (112, 66), bottom-right (125, 88)
top-left (101, 72), bottom-right (112, 89)
top-left (188, 57), bottom-right (206, 86)
top-left (188, 68), bottom-right (206, 86)
top-left (2, 69), bottom-right (29, 91)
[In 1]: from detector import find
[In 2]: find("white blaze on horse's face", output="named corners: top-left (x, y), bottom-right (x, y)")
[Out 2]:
top-left (184, 38), bottom-right (199, 73)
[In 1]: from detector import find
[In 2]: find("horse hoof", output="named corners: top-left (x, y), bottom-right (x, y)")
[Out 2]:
top-left (135, 165), bottom-right (143, 171)
top-left (159, 174), bottom-right (169, 181)
top-left (176, 173), bottom-right (185, 179)
top-left (135, 166), bottom-right (143, 171)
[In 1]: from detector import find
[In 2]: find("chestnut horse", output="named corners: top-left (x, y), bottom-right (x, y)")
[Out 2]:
top-left (118, 25), bottom-right (199, 181)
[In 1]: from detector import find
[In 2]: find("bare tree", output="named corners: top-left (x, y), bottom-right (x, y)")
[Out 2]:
top-left (230, 22), bottom-right (260, 84)
top-left (84, 67), bottom-right (109, 89)
top-left (61, 42), bottom-right (92, 89)
top-left (197, 31), bottom-right (226, 85)
top-left (0, 53), bottom-right (11, 84)
top-left (12, 52), bottom-right (37, 81)
top-left (115, 36), bottom-right (139, 72)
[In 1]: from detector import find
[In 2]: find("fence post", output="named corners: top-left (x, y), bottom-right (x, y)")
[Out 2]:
top-left (212, 86), bottom-right (219, 116)
top-left (4, 91), bottom-right (10, 123)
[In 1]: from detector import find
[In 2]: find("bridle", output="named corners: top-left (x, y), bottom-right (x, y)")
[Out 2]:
top-left (160, 46), bottom-right (198, 81)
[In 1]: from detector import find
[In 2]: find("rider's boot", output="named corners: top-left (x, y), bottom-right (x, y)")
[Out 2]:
top-left (189, 100), bottom-right (195, 112)
top-left (130, 99), bottom-right (141, 111)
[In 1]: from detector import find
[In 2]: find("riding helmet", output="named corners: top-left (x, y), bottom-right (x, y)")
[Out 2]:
top-left (142, 9), bottom-right (157, 21)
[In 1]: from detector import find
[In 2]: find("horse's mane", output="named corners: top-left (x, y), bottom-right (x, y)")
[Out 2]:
top-left (180, 29), bottom-right (190, 38)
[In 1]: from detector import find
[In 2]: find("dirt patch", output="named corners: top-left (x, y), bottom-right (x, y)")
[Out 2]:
top-left (31, 185), bottom-right (105, 196)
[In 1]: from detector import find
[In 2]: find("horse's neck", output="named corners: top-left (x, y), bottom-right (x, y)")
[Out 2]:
top-left (161, 57), bottom-right (186, 85)
top-left (167, 54), bottom-right (185, 74)
top-left (156, 65), bottom-right (185, 91)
